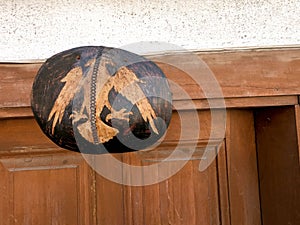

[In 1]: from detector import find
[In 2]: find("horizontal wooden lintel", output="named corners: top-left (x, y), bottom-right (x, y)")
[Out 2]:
top-left (173, 95), bottom-right (299, 110)
top-left (0, 95), bottom-right (299, 119)
top-left (1, 47), bottom-right (299, 114)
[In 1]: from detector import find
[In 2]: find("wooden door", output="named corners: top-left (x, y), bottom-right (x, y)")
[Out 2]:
top-left (0, 109), bottom-right (267, 225)
top-left (0, 110), bottom-right (225, 225)
top-left (0, 117), bottom-right (95, 225)
top-left (0, 153), bottom-right (94, 225)
top-left (255, 106), bottom-right (300, 225)
top-left (94, 109), bottom-right (226, 224)
top-left (1, 47), bottom-right (300, 224)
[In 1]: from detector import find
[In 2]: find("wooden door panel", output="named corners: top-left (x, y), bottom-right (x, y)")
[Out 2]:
top-left (95, 154), bottom-right (124, 225)
top-left (91, 107), bottom-right (225, 225)
top-left (0, 153), bottom-right (95, 225)
top-left (12, 168), bottom-right (77, 225)
top-left (217, 142), bottom-right (231, 225)
top-left (94, 143), bottom-right (221, 225)
top-left (255, 106), bottom-right (300, 225)
top-left (1, 49), bottom-right (300, 225)
top-left (225, 110), bottom-right (261, 225)
top-left (120, 161), bottom-right (220, 225)
top-left (0, 118), bottom-right (62, 154)
top-left (0, 163), bottom-right (10, 225)
top-left (157, 159), bottom-right (219, 225)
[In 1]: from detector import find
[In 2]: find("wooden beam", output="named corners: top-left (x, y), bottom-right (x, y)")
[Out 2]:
top-left (0, 95), bottom-right (298, 119)
top-left (1, 48), bottom-right (299, 110)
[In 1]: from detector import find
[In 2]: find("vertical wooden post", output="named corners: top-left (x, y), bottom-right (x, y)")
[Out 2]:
top-left (255, 106), bottom-right (300, 225)
top-left (294, 104), bottom-right (300, 164)
top-left (226, 109), bottom-right (262, 225)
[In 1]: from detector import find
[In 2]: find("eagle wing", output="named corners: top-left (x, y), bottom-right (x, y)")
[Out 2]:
top-left (48, 66), bottom-right (82, 134)
top-left (112, 67), bottom-right (159, 134)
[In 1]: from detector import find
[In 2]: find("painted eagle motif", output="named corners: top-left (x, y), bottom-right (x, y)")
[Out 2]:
top-left (95, 66), bottom-right (159, 143)
top-left (47, 56), bottom-right (159, 144)
top-left (47, 57), bottom-right (95, 135)
top-left (47, 66), bottom-right (83, 134)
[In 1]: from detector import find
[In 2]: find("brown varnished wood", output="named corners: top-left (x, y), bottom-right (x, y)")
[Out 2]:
top-left (0, 107), bottom-right (33, 119)
top-left (0, 109), bottom-right (223, 153)
top-left (141, 168), bottom-right (161, 225)
top-left (1, 48), bottom-right (300, 109)
top-left (152, 48), bottom-right (300, 100)
top-left (0, 63), bottom-right (40, 108)
top-left (217, 141), bottom-right (231, 225)
top-left (225, 109), bottom-right (261, 225)
top-left (0, 117), bottom-right (60, 153)
top-left (95, 154), bottom-right (125, 225)
top-left (0, 162), bottom-right (10, 225)
top-left (255, 106), bottom-right (300, 225)
top-left (295, 105), bottom-right (300, 164)
top-left (1, 48), bottom-right (300, 225)
top-left (163, 109), bottom-right (225, 142)
top-left (158, 160), bottom-right (220, 225)
top-left (0, 152), bottom-right (95, 225)
top-left (173, 95), bottom-right (299, 111)
top-left (118, 152), bottom-right (220, 225)
top-left (122, 153), bottom-right (145, 225)
top-left (91, 139), bottom-right (222, 225)
top-left (0, 95), bottom-right (298, 120)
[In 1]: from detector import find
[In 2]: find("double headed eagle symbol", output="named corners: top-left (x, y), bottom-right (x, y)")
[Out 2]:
top-left (47, 49), bottom-right (159, 144)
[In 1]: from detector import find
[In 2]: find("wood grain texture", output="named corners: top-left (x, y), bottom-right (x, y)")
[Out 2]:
top-left (163, 109), bottom-right (226, 142)
top-left (0, 63), bottom-right (40, 108)
top-left (0, 162), bottom-right (10, 225)
top-left (91, 140), bottom-right (222, 225)
top-left (158, 160), bottom-right (220, 225)
top-left (120, 154), bottom-right (220, 225)
top-left (295, 105), bottom-right (300, 164)
top-left (255, 106), bottom-right (300, 225)
top-left (152, 48), bottom-right (300, 100)
top-left (95, 154), bottom-right (125, 225)
top-left (0, 109), bottom-right (223, 153)
top-left (217, 141), bottom-right (231, 225)
top-left (225, 109), bottom-right (261, 225)
top-left (122, 153), bottom-right (145, 225)
top-left (0, 118), bottom-right (61, 153)
top-left (1, 48), bottom-right (299, 110)
top-left (0, 95), bottom-right (298, 119)
top-left (1, 48), bottom-right (300, 225)
top-left (0, 152), bottom-right (95, 225)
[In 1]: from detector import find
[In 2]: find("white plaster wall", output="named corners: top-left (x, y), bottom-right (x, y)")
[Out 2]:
top-left (0, 0), bottom-right (299, 61)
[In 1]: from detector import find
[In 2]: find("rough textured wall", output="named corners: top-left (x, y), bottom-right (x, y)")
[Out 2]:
top-left (1, 0), bottom-right (299, 61)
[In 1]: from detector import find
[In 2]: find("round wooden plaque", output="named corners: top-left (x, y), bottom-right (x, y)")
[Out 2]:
top-left (31, 46), bottom-right (172, 153)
